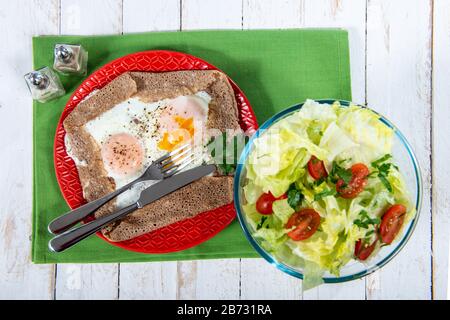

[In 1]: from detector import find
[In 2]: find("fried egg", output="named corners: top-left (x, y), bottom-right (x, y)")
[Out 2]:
top-left (68, 92), bottom-right (211, 207)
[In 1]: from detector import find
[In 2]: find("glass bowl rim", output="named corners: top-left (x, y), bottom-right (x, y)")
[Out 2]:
top-left (234, 99), bottom-right (423, 283)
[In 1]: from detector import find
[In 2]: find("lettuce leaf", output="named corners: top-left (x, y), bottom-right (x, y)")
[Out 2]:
top-left (243, 181), bottom-right (263, 204)
top-left (272, 199), bottom-right (295, 225)
top-left (247, 124), bottom-right (325, 197)
top-left (319, 122), bottom-right (358, 165)
top-left (336, 105), bottom-right (394, 163)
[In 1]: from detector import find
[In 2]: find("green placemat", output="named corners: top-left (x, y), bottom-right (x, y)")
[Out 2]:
top-left (32, 29), bottom-right (351, 263)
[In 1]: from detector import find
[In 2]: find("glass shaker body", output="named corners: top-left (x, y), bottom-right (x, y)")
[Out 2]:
top-left (53, 44), bottom-right (88, 75)
top-left (24, 66), bottom-right (65, 103)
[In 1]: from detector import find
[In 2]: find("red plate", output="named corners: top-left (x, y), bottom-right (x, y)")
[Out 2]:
top-left (54, 50), bottom-right (258, 253)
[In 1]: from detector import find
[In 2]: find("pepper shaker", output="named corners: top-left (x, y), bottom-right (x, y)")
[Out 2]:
top-left (53, 44), bottom-right (88, 75)
top-left (24, 67), bottom-right (65, 103)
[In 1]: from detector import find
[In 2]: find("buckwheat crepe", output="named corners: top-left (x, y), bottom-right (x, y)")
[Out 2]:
top-left (63, 70), bottom-right (240, 241)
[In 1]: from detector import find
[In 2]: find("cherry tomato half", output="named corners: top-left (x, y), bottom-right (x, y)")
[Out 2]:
top-left (336, 163), bottom-right (370, 199)
top-left (256, 192), bottom-right (287, 215)
top-left (307, 156), bottom-right (328, 180)
top-left (380, 204), bottom-right (406, 244)
top-left (354, 238), bottom-right (378, 261)
top-left (285, 209), bottom-right (321, 241)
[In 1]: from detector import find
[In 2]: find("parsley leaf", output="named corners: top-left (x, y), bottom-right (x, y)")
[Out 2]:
top-left (329, 161), bottom-right (352, 185)
top-left (353, 219), bottom-right (366, 228)
top-left (378, 173), bottom-right (393, 192)
top-left (367, 171), bottom-right (378, 178)
top-left (353, 210), bottom-right (381, 229)
top-left (338, 170), bottom-right (352, 185)
top-left (314, 189), bottom-right (337, 201)
top-left (371, 154), bottom-right (392, 167)
top-left (365, 230), bottom-right (375, 237)
top-left (378, 163), bottom-right (391, 174)
top-left (314, 177), bottom-right (326, 186)
top-left (287, 184), bottom-right (304, 209)
top-left (370, 154), bottom-right (394, 193)
top-left (256, 216), bottom-right (268, 230)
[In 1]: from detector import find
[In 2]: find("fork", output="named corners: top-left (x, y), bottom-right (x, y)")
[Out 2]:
top-left (48, 143), bottom-right (194, 234)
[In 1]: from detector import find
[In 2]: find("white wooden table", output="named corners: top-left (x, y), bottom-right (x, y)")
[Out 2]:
top-left (0, 0), bottom-right (448, 300)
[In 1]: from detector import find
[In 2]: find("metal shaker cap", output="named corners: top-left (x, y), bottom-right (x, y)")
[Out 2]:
top-left (28, 71), bottom-right (49, 90)
top-left (55, 45), bottom-right (73, 62)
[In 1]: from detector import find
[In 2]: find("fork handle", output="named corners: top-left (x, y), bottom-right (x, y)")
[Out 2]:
top-left (49, 203), bottom-right (139, 252)
top-left (48, 179), bottom-right (137, 234)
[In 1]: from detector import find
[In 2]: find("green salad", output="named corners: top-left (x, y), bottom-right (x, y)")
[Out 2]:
top-left (242, 100), bottom-right (414, 288)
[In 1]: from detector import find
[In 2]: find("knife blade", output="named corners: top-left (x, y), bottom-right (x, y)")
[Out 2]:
top-left (49, 164), bottom-right (216, 252)
top-left (136, 164), bottom-right (216, 208)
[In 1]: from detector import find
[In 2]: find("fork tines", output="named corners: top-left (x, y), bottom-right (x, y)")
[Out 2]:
top-left (157, 143), bottom-right (195, 178)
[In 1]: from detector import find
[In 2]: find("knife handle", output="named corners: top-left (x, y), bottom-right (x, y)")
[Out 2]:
top-left (48, 179), bottom-right (137, 235)
top-left (48, 202), bottom-right (139, 252)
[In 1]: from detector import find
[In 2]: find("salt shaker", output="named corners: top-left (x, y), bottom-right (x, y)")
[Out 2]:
top-left (53, 44), bottom-right (88, 75)
top-left (24, 67), bottom-right (65, 103)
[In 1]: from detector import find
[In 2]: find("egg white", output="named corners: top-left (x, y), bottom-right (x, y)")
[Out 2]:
top-left (67, 92), bottom-right (211, 208)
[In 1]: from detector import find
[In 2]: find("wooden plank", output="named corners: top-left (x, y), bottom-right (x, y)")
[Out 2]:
top-left (60, 0), bottom-right (122, 35)
top-left (304, 280), bottom-right (366, 300)
top-left (123, 0), bottom-right (180, 33)
top-left (301, 0), bottom-right (366, 299)
top-left (244, 0), bottom-right (366, 299)
top-left (240, 259), bottom-right (302, 300)
top-left (242, 0), bottom-right (354, 299)
top-left (175, 0), bottom-right (243, 299)
top-left (365, 0), bottom-right (433, 299)
top-left (241, 1), bottom-right (304, 299)
top-left (176, 261), bottom-right (197, 299)
top-left (55, 264), bottom-right (119, 300)
top-left (177, 260), bottom-right (241, 299)
top-left (242, 0), bottom-right (365, 299)
top-left (0, 0), bottom-right (59, 300)
top-left (300, 0), bottom-right (367, 300)
top-left (118, 0), bottom-right (181, 300)
top-left (182, 0), bottom-right (242, 29)
top-left (119, 262), bottom-right (177, 299)
top-left (55, 0), bottom-right (122, 300)
top-left (432, 0), bottom-right (450, 300)
top-left (243, 0), bottom-right (303, 29)
top-left (301, 0), bottom-right (366, 104)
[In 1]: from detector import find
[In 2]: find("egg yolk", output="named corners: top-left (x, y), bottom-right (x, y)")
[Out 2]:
top-left (158, 116), bottom-right (195, 151)
top-left (102, 133), bottom-right (144, 176)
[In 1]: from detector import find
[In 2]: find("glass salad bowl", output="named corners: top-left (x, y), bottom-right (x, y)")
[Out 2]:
top-left (234, 99), bottom-right (422, 283)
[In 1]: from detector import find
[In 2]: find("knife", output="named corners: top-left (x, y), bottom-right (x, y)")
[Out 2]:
top-left (49, 164), bottom-right (216, 252)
